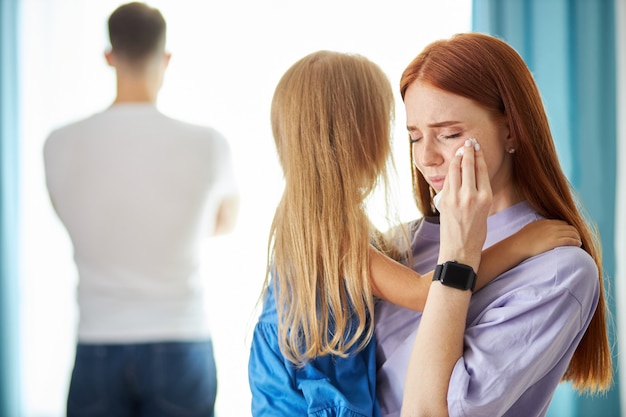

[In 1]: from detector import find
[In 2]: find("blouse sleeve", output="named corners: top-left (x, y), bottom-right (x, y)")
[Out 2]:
top-left (447, 247), bottom-right (600, 416)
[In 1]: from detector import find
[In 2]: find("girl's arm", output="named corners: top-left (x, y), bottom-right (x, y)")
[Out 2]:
top-left (370, 219), bottom-right (580, 311)
top-left (368, 245), bottom-right (431, 311)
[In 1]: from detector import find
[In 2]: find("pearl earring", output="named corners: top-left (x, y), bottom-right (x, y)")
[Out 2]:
top-left (507, 148), bottom-right (516, 154)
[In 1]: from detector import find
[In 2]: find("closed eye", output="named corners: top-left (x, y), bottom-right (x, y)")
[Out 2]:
top-left (443, 133), bottom-right (462, 139)
top-left (409, 134), bottom-right (421, 144)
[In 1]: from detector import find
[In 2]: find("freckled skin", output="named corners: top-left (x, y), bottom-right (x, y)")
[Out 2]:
top-left (404, 81), bottom-right (522, 214)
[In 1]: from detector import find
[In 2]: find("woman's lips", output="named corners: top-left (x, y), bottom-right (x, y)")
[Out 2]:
top-left (428, 176), bottom-right (446, 191)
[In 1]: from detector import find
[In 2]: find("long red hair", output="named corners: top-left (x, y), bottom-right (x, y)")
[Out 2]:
top-left (400, 32), bottom-right (611, 392)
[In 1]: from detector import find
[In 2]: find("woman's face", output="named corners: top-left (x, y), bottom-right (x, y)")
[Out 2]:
top-left (404, 81), bottom-right (519, 214)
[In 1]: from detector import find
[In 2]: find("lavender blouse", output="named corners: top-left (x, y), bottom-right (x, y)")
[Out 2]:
top-left (375, 201), bottom-right (599, 417)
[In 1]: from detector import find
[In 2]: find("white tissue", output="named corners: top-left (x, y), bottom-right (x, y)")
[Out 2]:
top-left (434, 193), bottom-right (442, 211)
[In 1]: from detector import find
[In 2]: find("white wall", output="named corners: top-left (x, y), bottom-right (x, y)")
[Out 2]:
top-left (18, 1), bottom-right (471, 416)
top-left (616, 0), bottom-right (626, 414)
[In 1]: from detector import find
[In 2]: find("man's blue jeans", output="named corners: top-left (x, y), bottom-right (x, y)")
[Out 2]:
top-left (67, 340), bottom-right (217, 417)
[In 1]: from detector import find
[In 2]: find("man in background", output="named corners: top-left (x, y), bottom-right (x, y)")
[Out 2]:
top-left (43, 3), bottom-right (238, 416)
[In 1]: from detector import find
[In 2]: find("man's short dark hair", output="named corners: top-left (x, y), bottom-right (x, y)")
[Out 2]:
top-left (108, 2), bottom-right (166, 61)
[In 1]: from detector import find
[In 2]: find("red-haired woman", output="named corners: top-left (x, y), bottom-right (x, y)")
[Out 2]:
top-left (376, 33), bottom-right (612, 417)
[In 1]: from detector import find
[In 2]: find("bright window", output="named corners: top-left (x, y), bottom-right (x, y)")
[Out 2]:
top-left (19, 1), bottom-right (471, 415)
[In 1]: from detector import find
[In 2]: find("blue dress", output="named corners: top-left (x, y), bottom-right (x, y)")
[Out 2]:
top-left (248, 281), bottom-right (381, 417)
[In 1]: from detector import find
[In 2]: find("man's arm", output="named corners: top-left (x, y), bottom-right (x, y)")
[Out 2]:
top-left (212, 195), bottom-right (239, 236)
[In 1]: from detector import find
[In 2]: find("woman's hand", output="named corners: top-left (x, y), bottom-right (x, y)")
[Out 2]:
top-left (436, 138), bottom-right (492, 272)
top-left (401, 139), bottom-right (491, 417)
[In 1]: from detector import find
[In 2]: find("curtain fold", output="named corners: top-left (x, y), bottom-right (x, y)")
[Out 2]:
top-left (473, 1), bottom-right (619, 416)
top-left (0, 0), bottom-right (21, 415)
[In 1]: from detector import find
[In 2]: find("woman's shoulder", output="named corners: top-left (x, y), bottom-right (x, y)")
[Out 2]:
top-left (552, 245), bottom-right (599, 302)
top-left (482, 245), bottom-right (598, 307)
top-left (470, 245), bottom-right (600, 335)
top-left (538, 245), bottom-right (598, 284)
top-left (519, 245), bottom-right (599, 308)
top-left (551, 245), bottom-right (598, 271)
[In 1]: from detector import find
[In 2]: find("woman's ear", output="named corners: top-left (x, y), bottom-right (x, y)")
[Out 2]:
top-left (501, 121), bottom-right (516, 153)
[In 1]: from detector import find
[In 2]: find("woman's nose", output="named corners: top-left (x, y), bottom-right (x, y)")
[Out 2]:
top-left (416, 138), bottom-right (442, 167)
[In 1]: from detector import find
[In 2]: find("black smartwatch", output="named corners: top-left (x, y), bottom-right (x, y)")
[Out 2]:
top-left (432, 261), bottom-right (477, 291)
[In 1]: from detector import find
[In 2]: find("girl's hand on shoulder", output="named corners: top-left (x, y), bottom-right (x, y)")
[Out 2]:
top-left (437, 138), bottom-right (492, 271)
top-left (515, 219), bottom-right (582, 258)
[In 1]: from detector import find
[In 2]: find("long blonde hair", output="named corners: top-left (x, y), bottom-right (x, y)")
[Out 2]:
top-left (400, 33), bottom-right (611, 392)
top-left (266, 51), bottom-right (395, 365)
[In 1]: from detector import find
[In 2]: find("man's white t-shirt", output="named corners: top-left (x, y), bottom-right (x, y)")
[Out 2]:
top-left (44, 103), bottom-right (237, 343)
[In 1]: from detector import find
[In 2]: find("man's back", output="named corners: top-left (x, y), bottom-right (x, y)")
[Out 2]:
top-left (44, 103), bottom-right (237, 343)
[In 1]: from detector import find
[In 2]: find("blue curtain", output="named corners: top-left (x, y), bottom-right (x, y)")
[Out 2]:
top-left (0, 0), bottom-right (21, 415)
top-left (473, 0), bottom-right (619, 416)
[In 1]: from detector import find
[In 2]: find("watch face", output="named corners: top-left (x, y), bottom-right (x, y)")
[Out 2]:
top-left (440, 261), bottom-right (476, 290)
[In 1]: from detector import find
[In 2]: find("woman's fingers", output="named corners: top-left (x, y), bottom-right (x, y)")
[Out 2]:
top-left (440, 138), bottom-right (492, 213)
top-left (460, 139), bottom-right (477, 191)
top-left (443, 142), bottom-right (463, 195)
top-left (472, 140), bottom-right (492, 206)
top-left (439, 139), bottom-right (468, 210)
top-left (437, 139), bottom-right (489, 270)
